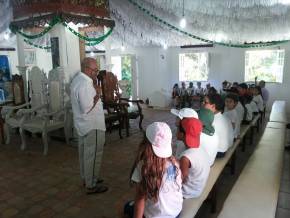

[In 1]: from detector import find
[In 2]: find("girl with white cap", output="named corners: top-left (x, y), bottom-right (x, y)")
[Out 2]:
top-left (126, 122), bottom-right (183, 218)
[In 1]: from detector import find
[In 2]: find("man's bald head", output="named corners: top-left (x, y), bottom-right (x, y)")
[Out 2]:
top-left (81, 57), bottom-right (99, 79)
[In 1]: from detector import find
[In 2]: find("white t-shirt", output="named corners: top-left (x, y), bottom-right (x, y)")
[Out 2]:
top-left (187, 87), bottom-right (195, 96)
top-left (200, 132), bottom-right (219, 166)
top-left (70, 72), bottom-right (106, 136)
top-left (235, 102), bottom-right (244, 122)
top-left (253, 95), bottom-right (264, 112)
top-left (180, 147), bottom-right (210, 198)
top-left (195, 87), bottom-right (204, 95)
top-left (213, 112), bottom-right (234, 152)
top-left (131, 161), bottom-right (183, 218)
top-left (245, 103), bottom-right (253, 121)
top-left (250, 100), bottom-right (259, 113)
top-left (224, 109), bottom-right (240, 138)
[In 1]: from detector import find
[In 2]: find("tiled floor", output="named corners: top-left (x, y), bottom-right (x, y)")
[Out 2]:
top-left (0, 108), bottom-right (289, 218)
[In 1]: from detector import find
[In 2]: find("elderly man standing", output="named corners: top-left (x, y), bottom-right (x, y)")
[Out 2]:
top-left (70, 57), bottom-right (108, 194)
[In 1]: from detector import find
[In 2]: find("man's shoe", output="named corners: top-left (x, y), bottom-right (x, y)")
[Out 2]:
top-left (83, 179), bottom-right (104, 187)
top-left (86, 185), bottom-right (108, 194)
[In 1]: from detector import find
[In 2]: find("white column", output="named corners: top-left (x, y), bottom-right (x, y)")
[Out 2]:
top-left (16, 33), bottom-right (26, 67)
top-left (104, 27), bottom-right (112, 71)
top-left (49, 23), bottom-right (81, 83)
top-left (16, 33), bottom-right (28, 102)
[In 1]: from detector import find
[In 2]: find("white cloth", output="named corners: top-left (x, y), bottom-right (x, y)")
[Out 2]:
top-left (213, 112), bottom-right (234, 152)
top-left (131, 161), bottom-right (183, 218)
top-left (253, 95), bottom-right (264, 112)
top-left (245, 103), bottom-right (253, 121)
top-left (70, 72), bottom-right (106, 136)
top-left (250, 100), bottom-right (259, 113)
top-left (200, 132), bottom-right (219, 166)
top-left (235, 102), bottom-right (244, 122)
top-left (224, 109), bottom-right (240, 138)
top-left (180, 147), bottom-right (210, 198)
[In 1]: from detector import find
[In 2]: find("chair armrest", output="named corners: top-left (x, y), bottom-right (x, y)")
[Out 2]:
top-left (119, 98), bottom-right (144, 104)
top-left (2, 102), bottom-right (31, 118)
top-left (16, 104), bottom-right (48, 116)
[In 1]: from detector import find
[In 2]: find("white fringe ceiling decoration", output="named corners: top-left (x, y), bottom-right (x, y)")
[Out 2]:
top-left (2, 0), bottom-right (290, 48)
top-left (106, 0), bottom-right (290, 47)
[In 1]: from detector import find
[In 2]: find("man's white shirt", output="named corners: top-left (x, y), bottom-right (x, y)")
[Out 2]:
top-left (70, 72), bottom-right (106, 136)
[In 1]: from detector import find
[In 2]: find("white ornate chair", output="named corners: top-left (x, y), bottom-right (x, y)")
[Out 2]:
top-left (1, 67), bottom-right (47, 145)
top-left (19, 67), bottom-right (69, 155)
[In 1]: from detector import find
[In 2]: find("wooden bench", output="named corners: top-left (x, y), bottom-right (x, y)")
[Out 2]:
top-left (179, 114), bottom-right (260, 218)
top-left (218, 100), bottom-right (287, 218)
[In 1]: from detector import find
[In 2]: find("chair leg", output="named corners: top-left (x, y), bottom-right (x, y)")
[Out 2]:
top-left (4, 123), bottom-right (10, 145)
top-left (42, 131), bottom-right (48, 156)
top-left (126, 118), bottom-right (130, 137)
top-left (19, 128), bottom-right (26, 151)
top-left (64, 126), bottom-right (70, 145)
top-left (118, 118), bottom-right (123, 139)
top-left (139, 114), bottom-right (144, 130)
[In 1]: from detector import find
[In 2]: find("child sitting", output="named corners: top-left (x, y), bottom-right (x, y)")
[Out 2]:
top-left (224, 93), bottom-right (240, 139)
top-left (203, 94), bottom-right (234, 158)
top-left (178, 118), bottom-right (211, 198)
top-left (171, 108), bottom-right (199, 158)
top-left (198, 107), bottom-right (219, 166)
top-left (252, 86), bottom-right (264, 112)
top-left (127, 122), bottom-right (183, 218)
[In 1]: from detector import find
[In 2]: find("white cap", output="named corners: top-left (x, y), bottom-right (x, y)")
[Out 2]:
top-left (170, 108), bottom-right (198, 119)
top-left (146, 122), bottom-right (172, 158)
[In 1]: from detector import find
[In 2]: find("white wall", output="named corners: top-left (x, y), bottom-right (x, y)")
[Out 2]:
top-left (117, 44), bottom-right (290, 112)
top-left (3, 39), bottom-right (290, 112)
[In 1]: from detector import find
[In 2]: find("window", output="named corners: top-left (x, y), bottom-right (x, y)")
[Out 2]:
top-left (111, 55), bottom-right (132, 97)
top-left (179, 52), bottom-right (209, 81)
top-left (245, 50), bottom-right (285, 83)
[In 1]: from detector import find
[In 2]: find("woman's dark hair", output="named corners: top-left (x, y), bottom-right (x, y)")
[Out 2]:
top-left (207, 94), bottom-right (224, 111)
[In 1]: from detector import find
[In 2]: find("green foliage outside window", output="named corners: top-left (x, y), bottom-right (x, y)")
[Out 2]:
top-left (245, 50), bottom-right (284, 83)
top-left (121, 56), bottom-right (132, 97)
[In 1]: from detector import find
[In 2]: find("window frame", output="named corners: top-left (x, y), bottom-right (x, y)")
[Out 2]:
top-left (178, 51), bottom-right (209, 82)
top-left (244, 49), bottom-right (285, 84)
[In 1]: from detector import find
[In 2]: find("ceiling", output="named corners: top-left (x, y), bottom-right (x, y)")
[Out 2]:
top-left (1, 0), bottom-right (290, 48)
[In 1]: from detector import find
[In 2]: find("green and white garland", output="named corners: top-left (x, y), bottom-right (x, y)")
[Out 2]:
top-left (10, 16), bottom-right (114, 49)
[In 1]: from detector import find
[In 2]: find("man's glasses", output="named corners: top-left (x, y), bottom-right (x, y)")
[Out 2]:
top-left (86, 66), bottom-right (97, 72)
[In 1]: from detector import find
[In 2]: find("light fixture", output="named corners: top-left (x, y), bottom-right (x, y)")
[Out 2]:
top-left (121, 45), bottom-right (125, 51)
top-left (90, 51), bottom-right (94, 56)
top-left (163, 44), bottom-right (168, 50)
top-left (179, 0), bottom-right (186, 29)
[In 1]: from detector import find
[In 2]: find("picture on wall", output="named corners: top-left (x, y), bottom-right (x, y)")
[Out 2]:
top-left (0, 55), bottom-right (11, 81)
top-left (24, 49), bottom-right (37, 66)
